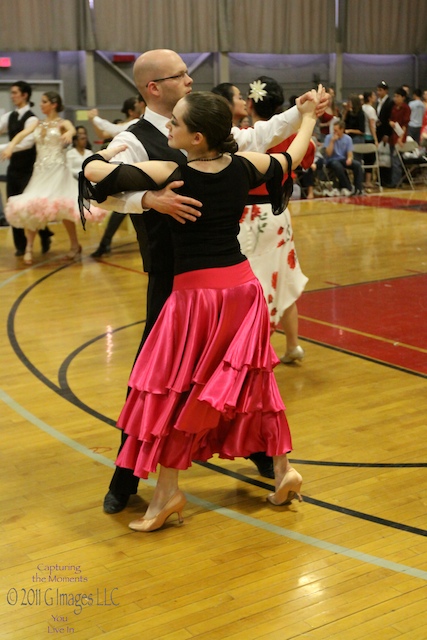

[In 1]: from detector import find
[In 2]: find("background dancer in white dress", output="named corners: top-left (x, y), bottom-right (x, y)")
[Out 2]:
top-left (214, 77), bottom-right (312, 364)
top-left (2, 91), bottom-right (106, 265)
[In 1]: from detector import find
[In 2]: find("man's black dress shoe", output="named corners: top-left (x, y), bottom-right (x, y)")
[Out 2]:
top-left (41, 229), bottom-right (54, 254)
top-left (247, 452), bottom-right (275, 479)
top-left (91, 244), bottom-right (111, 258)
top-left (15, 248), bottom-right (26, 256)
top-left (103, 490), bottom-right (130, 514)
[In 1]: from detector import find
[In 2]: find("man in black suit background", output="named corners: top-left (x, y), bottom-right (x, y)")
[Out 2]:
top-left (376, 81), bottom-right (393, 142)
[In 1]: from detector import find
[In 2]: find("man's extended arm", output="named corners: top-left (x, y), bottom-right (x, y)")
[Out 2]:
top-left (232, 105), bottom-right (301, 152)
top-left (232, 87), bottom-right (328, 152)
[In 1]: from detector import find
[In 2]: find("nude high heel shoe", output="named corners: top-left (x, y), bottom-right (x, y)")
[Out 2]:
top-left (128, 490), bottom-right (187, 532)
top-left (279, 345), bottom-right (305, 364)
top-left (23, 248), bottom-right (33, 265)
top-left (267, 468), bottom-right (303, 506)
top-left (64, 245), bottom-right (82, 261)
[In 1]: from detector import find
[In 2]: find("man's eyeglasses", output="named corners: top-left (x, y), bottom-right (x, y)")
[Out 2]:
top-left (145, 70), bottom-right (188, 88)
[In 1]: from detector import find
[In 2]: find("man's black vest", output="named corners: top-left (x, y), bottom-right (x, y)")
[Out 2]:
top-left (8, 110), bottom-right (37, 176)
top-left (126, 118), bottom-right (186, 274)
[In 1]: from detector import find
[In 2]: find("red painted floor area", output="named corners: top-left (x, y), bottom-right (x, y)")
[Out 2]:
top-left (296, 275), bottom-right (427, 374)
top-left (331, 194), bottom-right (427, 211)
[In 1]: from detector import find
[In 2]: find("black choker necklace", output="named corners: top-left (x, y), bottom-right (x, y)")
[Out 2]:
top-left (187, 153), bottom-right (223, 163)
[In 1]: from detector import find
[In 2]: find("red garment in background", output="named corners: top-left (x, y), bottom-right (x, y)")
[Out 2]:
top-left (249, 135), bottom-right (316, 197)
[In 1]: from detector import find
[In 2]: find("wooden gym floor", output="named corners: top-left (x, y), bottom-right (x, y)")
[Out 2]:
top-left (0, 186), bottom-right (426, 639)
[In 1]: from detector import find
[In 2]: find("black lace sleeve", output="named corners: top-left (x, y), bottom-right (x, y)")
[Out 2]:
top-left (266, 152), bottom-right (293, 215)
top-left (239, 152), bottom-right (293, 216)
top-left (78, 155), bottom-right (159, 229)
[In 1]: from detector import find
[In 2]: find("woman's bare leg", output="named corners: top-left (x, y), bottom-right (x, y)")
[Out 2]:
top-left (269, 455), bottom-right (303, 505)
top-left (144, 466), bottom-right (180, 519)
top-left (24, 229), bottom-right (37, 264)
top-left (279, 302), bottom-right (305, 363)
top-left (62, 219), bottom-right (79, 252)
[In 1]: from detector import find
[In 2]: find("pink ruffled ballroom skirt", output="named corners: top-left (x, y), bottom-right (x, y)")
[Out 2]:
top-left (116, 261), bottom-right (292, 479)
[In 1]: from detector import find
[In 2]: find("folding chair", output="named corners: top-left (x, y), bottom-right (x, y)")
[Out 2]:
top-left (395, 140), bottom-right (419, 189)
top-left (352, 143), bottom-right (382, 191)
top-left (396, 141), bottom-right (427, 188)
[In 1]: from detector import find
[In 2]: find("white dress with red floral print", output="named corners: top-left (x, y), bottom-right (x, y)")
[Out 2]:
top-left (237, 134), bottom-right (312, 331)
top-left (238, 203), bottom-right (308, 330)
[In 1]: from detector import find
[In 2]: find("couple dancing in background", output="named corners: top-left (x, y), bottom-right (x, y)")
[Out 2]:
top-left (97, 50), bottom-right (329, 521)
top-left (81, 82), bottom-right (322, 532)
top-left (2, 90), bottom-right (106, 265)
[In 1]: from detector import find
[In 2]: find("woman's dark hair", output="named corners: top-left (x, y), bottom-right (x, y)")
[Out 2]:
top-left (395, 86), bottom-right (407, 98)
top-left (74, 125), bottom-right (92, 150)
top-left (182, 92), bottom-right (238, 154)
top-left (44, 91), bottom-right (64, 113)
top-left (211, 82), bottom-right (236, 106)
top-left (249, 76), bottom-right (284, 119)
top-left (121, 96), bottom-right (137, 116)
top-left (349, 94), bottom-right (362, 114)
top-left (11, 80), bottom-right (34, 107)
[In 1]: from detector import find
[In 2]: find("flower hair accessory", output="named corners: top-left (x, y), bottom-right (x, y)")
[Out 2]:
top-left (248, 80), bottom-right (267, 103)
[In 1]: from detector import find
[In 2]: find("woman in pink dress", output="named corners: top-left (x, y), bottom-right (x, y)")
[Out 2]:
top-left (81, 89), bottom-right (321, 532)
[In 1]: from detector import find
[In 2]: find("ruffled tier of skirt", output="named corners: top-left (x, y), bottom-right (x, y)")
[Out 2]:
top-left (6, 196), bottom-right (106, 231)
top-left (116, 261), bottom-right (292, 479)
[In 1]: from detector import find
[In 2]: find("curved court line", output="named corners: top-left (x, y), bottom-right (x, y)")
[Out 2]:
top-left (294, 335), bottom-right (427, 380)
top-left (5, 265), bottom-right (427, 539)
top-left (1, 385), bottom-right (427, 582)
top-left (197, 461), bottom-right (427, 538)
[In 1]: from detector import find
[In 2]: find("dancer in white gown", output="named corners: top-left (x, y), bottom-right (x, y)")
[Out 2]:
top-left (213, 78), bottom-right (312, 364)
top-left (2, 91), bottom-right (106, 265)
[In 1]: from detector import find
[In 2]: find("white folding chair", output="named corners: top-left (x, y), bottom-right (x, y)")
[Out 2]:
top-left (395, 140), bottom-right (419, 189)
top-left (352, 143), bottom-right (382, 191)
top-left (396, 140), bottom-right (427, 188)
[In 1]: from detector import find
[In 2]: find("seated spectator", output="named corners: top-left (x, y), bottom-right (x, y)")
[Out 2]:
top-left (324, 120), bottom-right (364, 196)
top-left (408, 89), bottom-right (426, 144)
top-left (297, 138), bottom-right (327, 198)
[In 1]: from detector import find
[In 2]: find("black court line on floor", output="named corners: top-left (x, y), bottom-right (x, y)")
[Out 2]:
top-left (196, 461), bottom-right (427, 538)
top-left (6, 264), bottom-right (427, 538)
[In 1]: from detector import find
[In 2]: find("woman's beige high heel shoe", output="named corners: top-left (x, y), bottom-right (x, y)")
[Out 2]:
top-left (267, 468), bottom-right (303, 506)
top-left (23, 249), bottom-right (33, 265)
top-left (129, 490), bottom-right (187, 532)
top-left (64, 245), bottom-right (82, 261)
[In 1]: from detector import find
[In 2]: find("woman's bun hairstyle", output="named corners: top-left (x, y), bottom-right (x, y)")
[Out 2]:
top-left (183, 91), bottom-right (237, 153)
